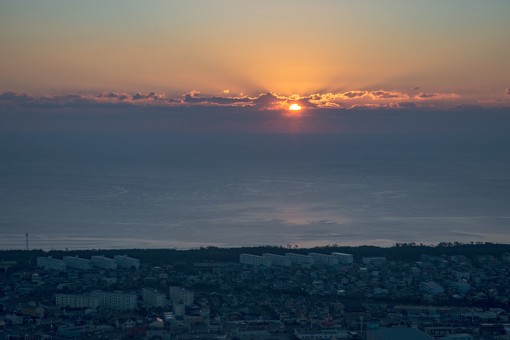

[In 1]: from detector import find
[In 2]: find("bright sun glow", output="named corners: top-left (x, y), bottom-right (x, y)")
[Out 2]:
top-left (289, 103), bottom-right (302, 111)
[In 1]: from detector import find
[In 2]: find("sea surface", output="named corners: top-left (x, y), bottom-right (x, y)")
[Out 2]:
top-left (1, 133), bottom-right (509, 249)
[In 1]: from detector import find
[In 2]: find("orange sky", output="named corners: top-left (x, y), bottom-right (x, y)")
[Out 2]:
top-left (1, 1), bottom-right (510, 108)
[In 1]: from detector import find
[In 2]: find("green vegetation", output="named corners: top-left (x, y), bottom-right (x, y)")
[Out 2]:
top-left (1, 242), bottom-right (510, 268)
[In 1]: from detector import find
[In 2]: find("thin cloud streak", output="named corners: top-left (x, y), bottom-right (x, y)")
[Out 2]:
top-left (415, 92), bottom-right (460, 100)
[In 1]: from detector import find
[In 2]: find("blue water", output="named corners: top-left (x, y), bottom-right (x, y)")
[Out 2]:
top-left (1, 134), bottom-right (509, 249)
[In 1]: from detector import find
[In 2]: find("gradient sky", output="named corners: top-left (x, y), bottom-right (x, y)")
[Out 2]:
top-left (1, 1), bottom-right (510, 250)
top-left (1, 0), bottom-right (510, 132)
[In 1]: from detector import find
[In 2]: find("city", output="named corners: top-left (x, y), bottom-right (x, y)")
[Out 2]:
top-left (2, 1), bottom-right (510, 340)
top-left (1, 244), bottom-right (510, 339)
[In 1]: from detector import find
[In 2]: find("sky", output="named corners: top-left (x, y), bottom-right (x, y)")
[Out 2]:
top-left (1, 1), bottom-right (510, 250)
top-left (1, 0), bottom-right (510, 133)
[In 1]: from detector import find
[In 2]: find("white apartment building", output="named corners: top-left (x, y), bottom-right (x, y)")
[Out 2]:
top-left (285, 253), bottom-right (315, 265)
top-left (55, 294), bottom-right (100, 309)
top-left (114, 255), bottom-right (140, 269)
top-left (309, 253), bottom-right (339, 266)
top-left (90, 291), bottom-right (137, 311)
top-left (169, 286), bottom-right (194, 306)
top-left (63, 256), bottom-right (92, 270)
top-left (331, 252), bottom-right (354, 264)
top-left (36, 256), bottom-right (66, 271)
top-left (142, 288), bottom-right (166, 308)
top-left (262, 253), bottom-right (291, 266)
top-left (240, 253), bottom-right (272, 267)
top-left (91, 255), bottom-right (118, 270)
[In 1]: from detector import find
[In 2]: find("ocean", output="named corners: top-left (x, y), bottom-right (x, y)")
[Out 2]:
top-left (1, 133), bottom-right (509, 249)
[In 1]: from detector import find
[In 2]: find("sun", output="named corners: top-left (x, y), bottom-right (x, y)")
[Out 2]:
top-left (289, 103), bottom-right (302, 111)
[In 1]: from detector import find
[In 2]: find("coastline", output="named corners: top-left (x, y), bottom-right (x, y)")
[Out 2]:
top-left (2, 242), bottom-right (510, 267)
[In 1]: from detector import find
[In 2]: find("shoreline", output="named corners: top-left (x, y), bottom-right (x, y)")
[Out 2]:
top-left (2, 242), bottom-right (510, 267)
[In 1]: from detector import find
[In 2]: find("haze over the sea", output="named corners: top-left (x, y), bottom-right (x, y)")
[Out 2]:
top-left (1, 133), bottom-right (509, 250)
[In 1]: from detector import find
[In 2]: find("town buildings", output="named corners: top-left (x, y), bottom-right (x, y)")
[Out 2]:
top-left (3, 248), bottom-right (510, 339)
top-left (91, 255), bottom-right (118, 270)
top-left (169, 286), bottom-right (194, 306)
top-left (90, 291), bottom-right (137, 310)
top-left (55, 293), bottom-right (100, 309)
top-left (36, 256), bottom-right (66, 271)
top-left (142, 287), bottom-right (166, 308)
top-left (332, 252), bottom-right (354, 264)
top-left (262, 253), bottom-right (292, 267)
top-left (63, 255), bottom-right (93, 270)
top-left (240, 253), bottom-right (272, 267)
top-left (114, 254), bottom-right (140, 269)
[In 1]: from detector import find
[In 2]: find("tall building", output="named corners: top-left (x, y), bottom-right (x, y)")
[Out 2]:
top-left (114, 255), bottom-right (140, 269)
top-left (240, 254), bottom-right (272, 267)
top-left (55, 294), bottom-right (99, 309)
top-left (309, 253), bottom-right (339, 266)
top-left (169, 286), bottom-right (194, 306)
top-left (90, 291), bottom-right (137, 311)
top-left (262, 253), bottom-right (291, 266)
top-left (36, 256), bottom-right (66, 271)
top-left (63, 256), bottom-right (92, 270)
top-left (91, 255), bottom-right (117, 270)
top-left (331, 252), bottom-right (354, 264)
top-left (142, 288), bottom-right (166, 308)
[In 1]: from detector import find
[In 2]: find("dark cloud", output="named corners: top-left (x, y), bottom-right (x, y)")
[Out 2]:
top-left (131, 92), bottom-right (171, 102)
top-left (97, 92), bottom-right (120, 99)
top-left (252, 92), bottom-right (282, 108)
top-left (0, 92), bottom-right (30, 101)
top-left (183, 94), bottom-right (207, 104)
top-left (97, 92), bottom-right (128, 101)
top-left (453, 104), bottom-right (483, 110)
top-left (0, 92), bottom-right (98, 109)
top-left (415, 92), bottom-right (459, 100)
top-left (33, 95), bottom-right (100, 109)
top-left (416, 93), bottom-right (436, 99)
top-left (307, 93), bottom-right (341, 108)
top-left (182, 91), bottom-right (252, 105)
top-left (293, 98), bottom-right (317, 109)
top-left (309, 90), bottom-right (409, 105)
top-left (0, 91), bottom-right (180, 109)
top-left (51, 94), bottom-right (90, 103)
top-left (349, 103), bottom-right (387, 110)
top-left (342, 91), bottom-right (367, 98)
top-left (369, 90), bottom-right (408, 100)
top-left (133, 92), bottom-right (158, 100)
top-left (97, 92), bottom-right (168, 102)
top-left (0, 88), bottom-right (501, 127)
top-left (1, 91), bottom-right (510, 135)
top-left (397, 102), bottom-right (417, 108)
top-left (207, 96), bottom-right (252, 105)
top-left (0, 92), bottom-right (34, 106)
